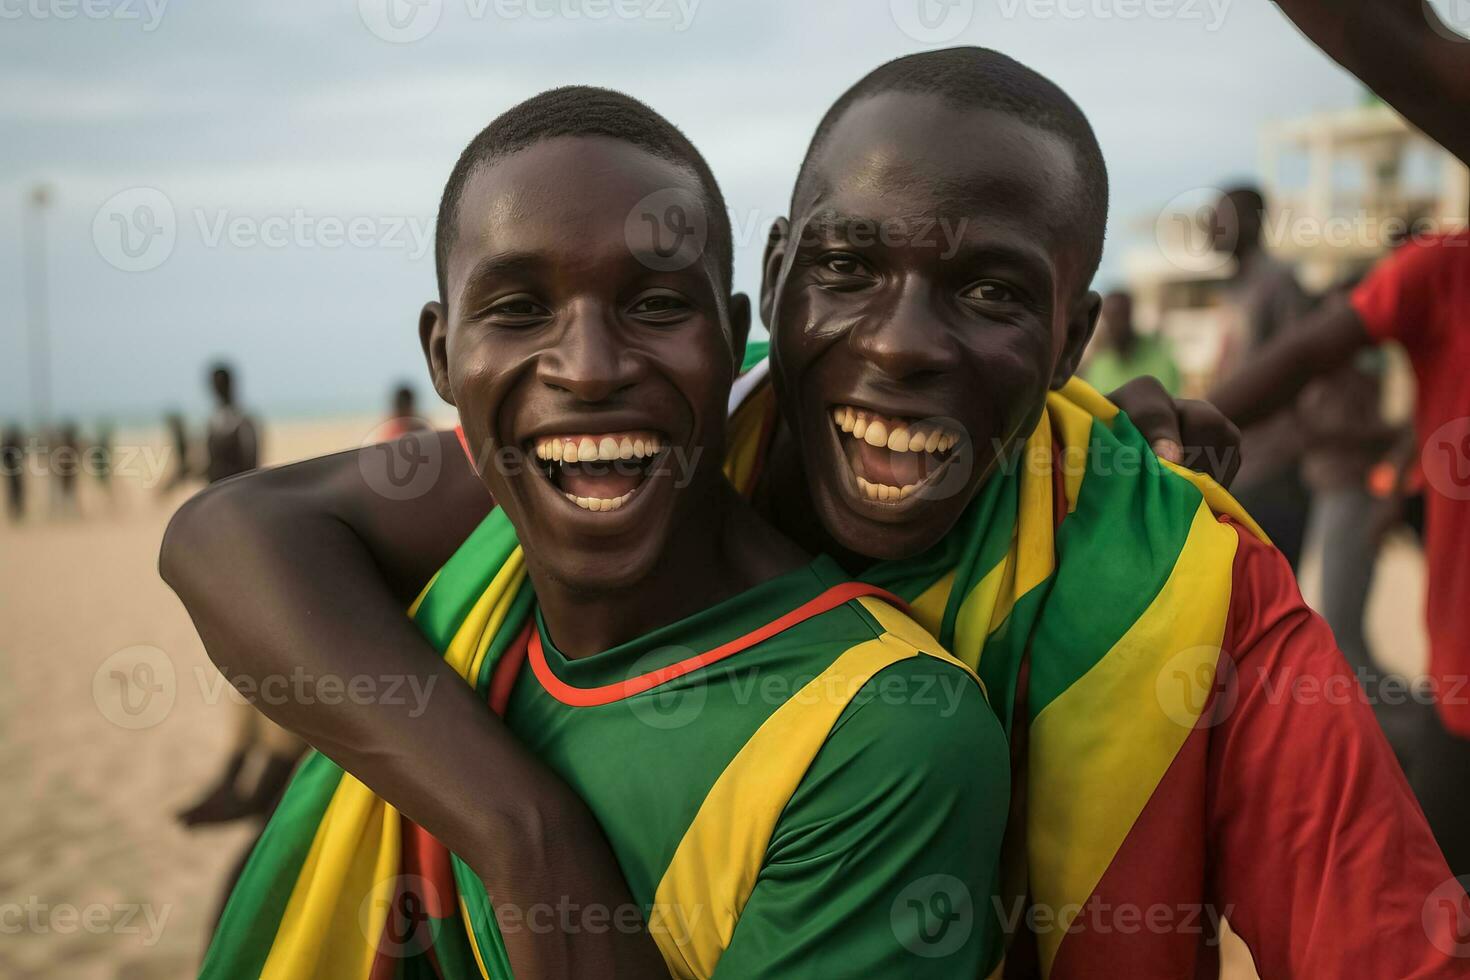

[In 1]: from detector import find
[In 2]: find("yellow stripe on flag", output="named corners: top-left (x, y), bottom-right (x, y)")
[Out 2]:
top-left (908, 569), bottom-right (955, 638)
top-left (1026, 500), bottom-right (1238, 977)
top-left (260, 777), bottom-right (403, 980)
top-left (443, 550), bottom-right (526, 682)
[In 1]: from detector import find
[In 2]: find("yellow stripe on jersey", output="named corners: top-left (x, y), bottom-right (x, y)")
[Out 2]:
top-left (648, 611), bottom-right (980, 979)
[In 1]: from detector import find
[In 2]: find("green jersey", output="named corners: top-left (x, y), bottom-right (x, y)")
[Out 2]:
top-left (496, 554), bottom-right (1009, 977)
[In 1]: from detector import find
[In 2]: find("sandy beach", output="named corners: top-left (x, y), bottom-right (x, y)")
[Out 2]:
top-left (1, 416), bottom-right (1430, 978)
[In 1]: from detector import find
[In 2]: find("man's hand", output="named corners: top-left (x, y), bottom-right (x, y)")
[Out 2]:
top-left (1108, 376), bottom-right (1243, 487)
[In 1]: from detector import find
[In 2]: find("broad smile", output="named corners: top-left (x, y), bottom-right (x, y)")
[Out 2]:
top-left (529, 430), bottom-right (668, 512)
top-left (827, 404), bottom-right (963, 509)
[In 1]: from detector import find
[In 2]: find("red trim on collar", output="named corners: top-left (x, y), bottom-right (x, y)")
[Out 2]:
top-left (528, 581), bottom-right (908, 708)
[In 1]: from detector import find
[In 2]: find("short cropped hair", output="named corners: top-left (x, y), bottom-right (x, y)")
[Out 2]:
top-left (795, 47), bottom-right (1110, 286)
top-left (434, 86), bottom-right (733, 305)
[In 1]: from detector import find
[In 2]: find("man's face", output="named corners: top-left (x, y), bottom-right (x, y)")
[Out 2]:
top-left (765, 93), bottom-right (1098, 560)
top-left (423, 136), bottom-right (738, 591)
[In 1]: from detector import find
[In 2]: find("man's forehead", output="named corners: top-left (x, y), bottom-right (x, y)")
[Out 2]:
top-left (800, 92), bottom-right (1080, 244)
top-left (456, 136), bottom-right (704, 238)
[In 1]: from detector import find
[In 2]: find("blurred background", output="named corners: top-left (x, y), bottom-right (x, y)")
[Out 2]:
top-left (3, 1), bottom-right (1466, 976)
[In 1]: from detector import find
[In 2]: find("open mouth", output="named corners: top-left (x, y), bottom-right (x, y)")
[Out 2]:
top-left (829, 405), bottom-right (961, 504)
top-left (530, 431), bottom-right (667, 512)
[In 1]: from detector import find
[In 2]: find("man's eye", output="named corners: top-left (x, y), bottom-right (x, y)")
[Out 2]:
top-left (630, 293), bottom-right (691, 320)
top-left (964, 280), bottom-right (1021, 304)
top-left (821, 253), bottom-right (869, 278)
top-left (486, 297), bottom-right (547, 321)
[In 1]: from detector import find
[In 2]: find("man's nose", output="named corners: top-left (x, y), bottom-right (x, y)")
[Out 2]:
top-left (848, 283), bottom-right (960, 381)
top-left (537, 301), bottom-right (642, 402)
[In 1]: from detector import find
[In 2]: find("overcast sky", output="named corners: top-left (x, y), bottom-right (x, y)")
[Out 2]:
top-left (0, 0), bottom-right (1383, 423)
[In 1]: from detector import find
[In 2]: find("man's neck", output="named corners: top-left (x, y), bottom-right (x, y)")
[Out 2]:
top-left (531, 479), bottom-right (809, 660)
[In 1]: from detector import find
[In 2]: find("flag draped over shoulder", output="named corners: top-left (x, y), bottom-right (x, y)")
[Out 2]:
top-left (201, 368), bottom-right (1263, 979)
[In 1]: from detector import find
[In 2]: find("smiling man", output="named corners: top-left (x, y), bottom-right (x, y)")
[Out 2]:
top-left (165, 49), bottom-right (1464, 979)
top-left (189, 87), bottom-right (1008, 979)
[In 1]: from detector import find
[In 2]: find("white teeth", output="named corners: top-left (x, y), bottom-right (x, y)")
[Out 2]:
top-left (834, 407), bottom-right (957, 457)
top-left (565, 490), bottom-right (634, 512)
top-left (856, 477), bottom-right (917, 503)
top-left (534, 432), bottom-right (667, 463)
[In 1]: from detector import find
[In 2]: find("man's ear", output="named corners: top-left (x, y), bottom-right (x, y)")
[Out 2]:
top-left (758, 217), bottom-right (791, 329)
top-left (728, 292), bottom-right (752, 373)
top-left (1051, 290), bottom-right (1102, 389)
top-left (419, 301), bottom-right (455, 405)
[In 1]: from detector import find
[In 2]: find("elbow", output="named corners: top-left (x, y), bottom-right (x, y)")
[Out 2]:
top-left (158, 477), bottom-right (263, 603)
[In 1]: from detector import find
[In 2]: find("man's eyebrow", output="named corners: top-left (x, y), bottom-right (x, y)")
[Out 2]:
top-left (800, 207), bottom-right (1053, 274)
top-left (459, 251), bottom-right (546, 296)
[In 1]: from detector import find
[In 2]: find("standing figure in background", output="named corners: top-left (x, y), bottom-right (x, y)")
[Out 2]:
top-left (380, 383), bottom-right (429, 441)
top-left (204, 364), bottom-right (258, 484)
top-left (92, 422), bottom-right (115, 505)
top-left (2, 424), bottom-right (25, 523)
top-left (1209, 185), bottom-right (1313, 569)
top-left (1296, 318), bottom-right (1403, 732)
top-left (1082, 290), bottom-right (1181, 394)
top-left (178, 362), bottom-right (301, 833)
top-left (158, 412), bottom-right (193, 495)
top-left (52, 422), bottom-right (82, 519)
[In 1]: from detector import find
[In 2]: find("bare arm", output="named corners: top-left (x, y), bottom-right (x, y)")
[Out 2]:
top-left (160, 430), bottom-right (666, 977)
top-left (1209, 293), bottom-right (1375, 431)
top-left (1271, 0), bottom-right (1470, 164)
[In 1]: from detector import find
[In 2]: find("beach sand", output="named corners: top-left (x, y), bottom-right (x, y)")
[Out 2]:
top-left (0, 416), bottom-right (1429, 978)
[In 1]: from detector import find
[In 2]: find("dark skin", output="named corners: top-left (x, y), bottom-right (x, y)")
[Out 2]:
top-left (1098, 291), bottom-right (1138, 358)
top-left (161, 100), bottom-right (1240, 976)
top-left (759, 96), bottom-right (1099, 565)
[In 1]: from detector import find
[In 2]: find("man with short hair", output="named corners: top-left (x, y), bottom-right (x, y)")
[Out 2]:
top-left (167, 49), bottom-right (1465, 977)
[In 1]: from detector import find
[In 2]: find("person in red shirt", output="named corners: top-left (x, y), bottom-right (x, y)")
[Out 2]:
top-left (1212, 229), bottom-right (1470, 875)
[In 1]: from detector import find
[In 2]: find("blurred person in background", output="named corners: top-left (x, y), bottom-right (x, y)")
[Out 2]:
top-left (1209, 185), bottom-right (1312, 570)
top-left (1295, 280), bottom-right (1404, 735)
top-left (1082, 289), bottom-right (1181, 395)
top-left (51, 421), bottom-right (82, 519)
top-left (179, 362), bottom-right (302, 831)
top-left (92, 421), bottom-right (115, 505)
top-left (204, 363), bottom-right (259, 484)
top-left (1212, 224), bottom-right (1470, 875)
top-left (2, 423), bottom-right (24, 523)
top-left (380, 383), bottom-right (429, 441)
top-left (158, 411), bottom-right (194, 495)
